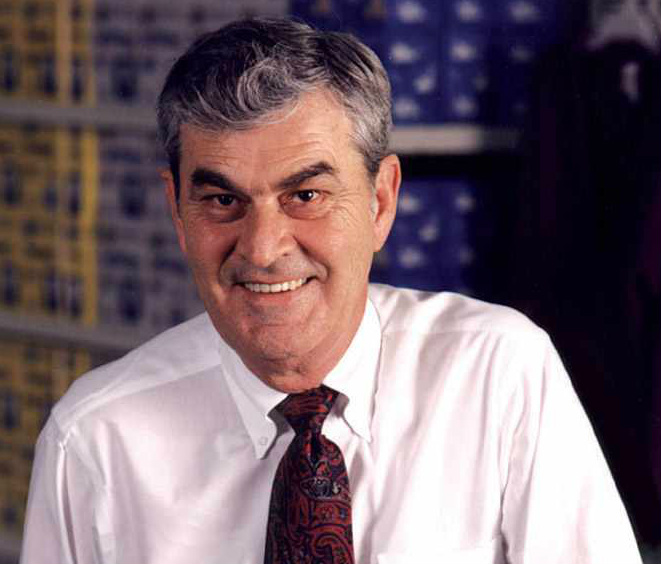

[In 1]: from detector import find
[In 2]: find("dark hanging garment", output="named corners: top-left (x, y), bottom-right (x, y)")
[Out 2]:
top-left (507, 41), bottom-right (661, 545)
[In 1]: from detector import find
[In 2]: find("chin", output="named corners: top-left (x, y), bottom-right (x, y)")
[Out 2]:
top-left (241, 339), bottom-right (301, 364)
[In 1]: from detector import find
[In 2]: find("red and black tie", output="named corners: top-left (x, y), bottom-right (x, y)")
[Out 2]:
top-left (264, 385), bottom-right (355, 564)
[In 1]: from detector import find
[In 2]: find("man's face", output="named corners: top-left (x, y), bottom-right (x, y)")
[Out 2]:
top-left (165, 90), bottom-right (399, 392)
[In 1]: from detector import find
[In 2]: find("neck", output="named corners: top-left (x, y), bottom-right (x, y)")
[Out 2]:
top-left (245, 311), bottom-right (364, 394)
top-left (244, 341), bottom-right (348, 394)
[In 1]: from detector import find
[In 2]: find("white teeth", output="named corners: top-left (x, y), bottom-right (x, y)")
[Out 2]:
top-left (244, 278), bottom-right (307, 293)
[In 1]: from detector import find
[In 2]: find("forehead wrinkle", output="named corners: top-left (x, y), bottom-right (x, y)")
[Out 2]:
top-left (179, 92), bottom-right (359, 196)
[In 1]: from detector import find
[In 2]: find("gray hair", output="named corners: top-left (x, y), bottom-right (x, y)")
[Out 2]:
top-left (156, 17), bottom-right (392, 198)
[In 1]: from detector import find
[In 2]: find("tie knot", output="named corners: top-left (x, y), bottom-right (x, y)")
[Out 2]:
top-left (276, 385), bottom-right (338, 436)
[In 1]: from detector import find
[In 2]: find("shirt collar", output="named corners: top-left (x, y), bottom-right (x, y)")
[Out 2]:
top-left (220, 298), bottom-right (382, 459)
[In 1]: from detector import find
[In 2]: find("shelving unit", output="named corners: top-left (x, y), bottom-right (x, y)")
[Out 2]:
top-left (0, 100), bottom-right (519, 154)
top-left (0, 310), bottom-right (152, 353)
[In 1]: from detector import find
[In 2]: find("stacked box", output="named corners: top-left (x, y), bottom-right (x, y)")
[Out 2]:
top-left (383, 0), bottom-right (444, 124)
top-left (493, 33), bottom-right (544, 124)
top-left (94, 1), bottom-right (141, 105)
top-left (0, 124), bottom-right (22, 224)
top-left (185, 0), bottom-right (289, 44)
top-left (288, 0), bottom-right (560, 127)
top-left (0, 124), bottom-right (98, 322)
top-left (447, 0), bottom-right (492, 29)
top-left (289, 0), bottom-right (341, 30)
top-left (20, 0), bottom-right (63, 102)
top-left (0, 338), bottom-right (95, 534)
top-left (0, 0), bottom-right (96, 104)
top-left (95, 0), bottom-right (288, 107)
top-left (439, 0), bottom-right (495, 123)
top-left (136, 4), bottom-right (187, 108)
top-left (229, 0), bottom-right (289, 18)
top-left (289, 0), bottom-right (386, 54)
top-left (97, 128), bottom-right (202, 335)
top-left (374, 177), bottom-right (481, 293)
top-left (492, 0), bottom-right (556, 125)
top-left (97, 127), bottom-right (163, 331)
top-left (97, 229), bottom-right (202, 335)
top-left (70, 0), bottom-right (96, 104)
top-left (495, 0), bottom-right (557, 37)
top-left (146, 228), bottom-right (203, 332)
top-left (0, 0), bottom-right (23, 98)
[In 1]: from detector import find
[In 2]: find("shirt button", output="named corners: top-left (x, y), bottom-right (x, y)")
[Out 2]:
top-left (259, 437), bottom-right (268, 446)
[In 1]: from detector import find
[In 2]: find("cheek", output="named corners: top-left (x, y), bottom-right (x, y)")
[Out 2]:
top-left (321, 213), bottom-right (376, 277)
top-left (182, 222), bottom-right (232, 275)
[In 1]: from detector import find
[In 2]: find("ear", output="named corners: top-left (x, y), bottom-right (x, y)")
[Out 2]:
top-left (371, 154), bottom-right (401, 252)
top-left (162, 169), bottom-right (188, 256)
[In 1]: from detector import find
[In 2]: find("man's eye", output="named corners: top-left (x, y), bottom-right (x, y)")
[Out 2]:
top-left (293, 190), bottom-right (317, 203)
top-left (212, 194), bottom-right (236, 206)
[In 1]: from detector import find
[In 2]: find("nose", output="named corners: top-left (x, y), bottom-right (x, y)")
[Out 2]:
top-left (235, 203), bottom-right (296, 268)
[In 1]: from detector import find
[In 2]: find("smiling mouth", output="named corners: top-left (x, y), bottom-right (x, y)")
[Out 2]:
top-left (242, 278), bottom-right (309, 294)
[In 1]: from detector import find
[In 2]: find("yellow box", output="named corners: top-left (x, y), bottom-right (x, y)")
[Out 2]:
top-left (0, 260), bottom-right (21, 313)
top-left (0, 387), bottom-right (22, 444)
top-left (0, 341), bottom-right (22, 389)
top-left (52, 346), bottom-right (90, 398)
top-left (16, 124), bottom-right (58, 216)
top-left (13, 389), bottom-right (50, 438)
top-left (20, 0), bottom-right (59, 101)
top-left (0, 448), bottom-right (14, 484)
top-left (0, 482), bottom-right (28, 534)
top-left (0, 124), bottom-right (21, 160)
top-left (0, 0), bottom-right (23, 99)
top-left (70, 0), bottom-right (95, 105)
top-left (20, 340), bottom-right (53, 374)
top-left (0, 124), bottom-right (24, 217)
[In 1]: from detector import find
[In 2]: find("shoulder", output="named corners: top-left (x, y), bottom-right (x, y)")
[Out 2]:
top-left (368, 283), bottom-right (548, 345)
top-left (367, 284), bottom-right (566, 415)
top-left (47, 313), bottom-right (221, 439)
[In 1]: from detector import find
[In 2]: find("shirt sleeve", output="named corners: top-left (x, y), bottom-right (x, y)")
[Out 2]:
top-left (499, 335), bottom-right (642, 564)
top-left (20, 422), bottom-right (106, 564)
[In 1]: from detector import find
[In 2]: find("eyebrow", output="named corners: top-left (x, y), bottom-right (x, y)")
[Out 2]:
top-left (277, 161), bottom-right (338, 190)
top-left (190, 168), bottom-right (240, 195)
top-left (188, 161), bottom-right (338, 197)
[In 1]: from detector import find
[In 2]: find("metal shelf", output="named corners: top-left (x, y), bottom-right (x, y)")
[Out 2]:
top-left (0, 310), bottom-right (154, 352)
top-left (390, 124), bottom-right (519, 154)
top-left (0, 99), bottom-right (157, 130)
top-left (0, 100), bottom-right (519, 154)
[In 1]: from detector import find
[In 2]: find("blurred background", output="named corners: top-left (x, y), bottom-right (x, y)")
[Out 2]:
top-left (0, 0), bottom-right (659, 562)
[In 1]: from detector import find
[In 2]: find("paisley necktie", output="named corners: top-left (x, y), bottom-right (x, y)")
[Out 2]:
top-left (264, 385), bottom-right (355, 564)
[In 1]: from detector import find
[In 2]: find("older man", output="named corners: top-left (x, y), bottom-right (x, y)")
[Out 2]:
top-left (21, 17), bottom-right (640, 564)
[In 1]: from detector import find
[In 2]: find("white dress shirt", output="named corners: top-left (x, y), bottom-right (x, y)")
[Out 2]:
top-left (20, 284), bottom-right (641, 564)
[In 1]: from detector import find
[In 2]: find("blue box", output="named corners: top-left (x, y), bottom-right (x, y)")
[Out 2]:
top-left (391, 92), bottom-right (442, 124)
top-left (496, 0), bottom-right (558, 40)
top-left (384, 30), bottom-right (439, 67)
top-left (388, 57), bottom-right (440, 94)
top-left (382, 178), bottom-right (480, 292)
top-left (384, 31), bottom-right (443, 123)
top-left (442, 63), bottom-right (494, 123)
top-left (438, 29), bottom-right (494, 123)
top-left (385, 0), bottom-right (443, 28)
top-left (494, 33), bottom-right (544, 124)
top-left (440, 28), bottom-right (489, 66)
top-left (289, 0), bottom-right (343, 30)
top-left (445, 0), bottom-right (493, 29)
top-left (343, 0), bottom-right (388, 28)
